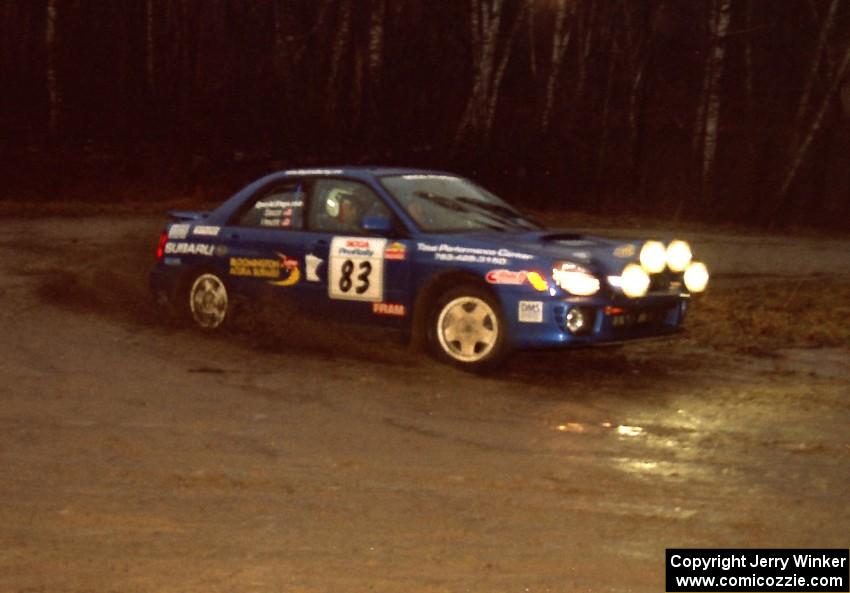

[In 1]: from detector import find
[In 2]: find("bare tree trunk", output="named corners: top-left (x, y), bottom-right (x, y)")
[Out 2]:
top-left (368, 0), bottom-right (385, 81)
top-left (743, 0), bottom-right (754, 110)
top-left (564, 2), bottom-right (594, 134)
top-left (793, 0), bottom-right (839, 128)
top-left (484, 1), bottom-right (526, 137)
top-left (527, 1), bottom-right (537, 78)
top-left (326, 0), bottom-right (351, 125)
top-left (146, 0), bottom-right (155, 93)
top-left (540, 0), bottom-right (572, 133)
top-left (774, 43), bottom-right (850, 217)
top-left (46, 0), bottom-right (60, 138)
top-left (455, 0), bottom-right (525, 147)
top-left (595, 31), bottom-right (618, 198)
top-left (693, 0), bottom-right (730, 205)
top-left (701, 0), bottom-right (730, 185)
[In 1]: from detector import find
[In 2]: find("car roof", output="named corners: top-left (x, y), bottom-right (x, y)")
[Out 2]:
top-left (273, 166), bottom-right (456, 180)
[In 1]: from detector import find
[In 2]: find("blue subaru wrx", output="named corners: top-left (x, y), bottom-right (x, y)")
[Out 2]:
top-left (150, 167), bottom-right (709, 370)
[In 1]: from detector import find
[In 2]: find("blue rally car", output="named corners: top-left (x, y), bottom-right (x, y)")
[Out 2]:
top-left (150, 167), bottom-right (709, 370)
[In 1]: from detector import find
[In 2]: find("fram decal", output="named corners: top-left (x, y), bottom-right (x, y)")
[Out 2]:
top-left (164, 242), bottom-right (214, 256)
top-left (486, 269), bottom-right (527, 285)
top-left (384, 242), bottom-right (406, 260)
top-left (168, 224), bottom-right (190, 239)
top-left (372, 302), bottom-right (406, 316)
top-left (518, 300), bottom-right (544, 323)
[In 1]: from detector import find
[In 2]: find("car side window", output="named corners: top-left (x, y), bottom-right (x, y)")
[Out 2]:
top-left (307, 179), bottom-right (390, 233)
top-left (234, 181), bottom-right (305, 229)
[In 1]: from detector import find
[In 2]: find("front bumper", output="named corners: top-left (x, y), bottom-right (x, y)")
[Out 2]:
top-left (508, 293), bottom-right (689, 350)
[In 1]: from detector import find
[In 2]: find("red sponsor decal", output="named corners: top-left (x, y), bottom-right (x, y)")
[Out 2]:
top-left (372, 302), bottom-right (406, 316)
top-left (385, 242), bottom-right (406, 260)
top-left (280, 255), bottom-right (298, 270)
top-left (346, 239), bottom-right (370, 248)
top-left (486, 269), bottom-right (527, 285)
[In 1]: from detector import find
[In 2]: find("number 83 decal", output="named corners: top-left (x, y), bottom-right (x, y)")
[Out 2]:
top-left (339, 259), bottom-right (371, 294)
top-left (328, 237), bottom-right (386, 302)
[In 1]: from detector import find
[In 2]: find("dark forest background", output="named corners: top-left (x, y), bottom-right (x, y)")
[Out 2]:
top-left (3, 0), bottom-right (850, 228)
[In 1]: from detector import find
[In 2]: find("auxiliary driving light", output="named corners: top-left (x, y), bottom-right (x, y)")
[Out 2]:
top-left (639, 240), bottom-right (667, 274)
top-left (565, 307), bottom-right (593, 335)
top-left (666, 240), bottom-right (693, 273)
top-left (620, 263), bottom-right (650, 298)
top-left (683, 261), bottom-right (709, 293)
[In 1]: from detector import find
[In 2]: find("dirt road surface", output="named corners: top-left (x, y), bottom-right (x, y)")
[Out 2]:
top-left (1, 215), bottom-right (848, 593)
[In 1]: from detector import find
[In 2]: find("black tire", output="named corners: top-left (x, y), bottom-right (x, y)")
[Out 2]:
top-left (182, 271), bottom-right (231, 330)
top-left (427, 284), bottom-right (509, 372)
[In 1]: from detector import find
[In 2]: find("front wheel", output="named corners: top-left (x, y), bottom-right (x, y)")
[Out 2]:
top-left (186, 272), bottom-right (230, 329)
top-left (428, 285), bottom-right (508, 371)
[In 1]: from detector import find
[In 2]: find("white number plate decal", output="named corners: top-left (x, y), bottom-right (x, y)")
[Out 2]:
top-left (329, 237), bottom-right (387, 302)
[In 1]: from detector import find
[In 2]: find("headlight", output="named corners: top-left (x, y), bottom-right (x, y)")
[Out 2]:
top-left (620, 263), bottom-right (650, 298)
top-left (639, 240), bottom-right (667, 274)
top-left (552, 262), bottom-right (600, 296)
top-left (683, 261), bottom-right (709, 293)
top-left (666, 240), bottom-right (692, 273)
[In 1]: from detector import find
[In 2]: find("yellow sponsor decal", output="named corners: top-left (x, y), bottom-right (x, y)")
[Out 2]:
top-left (229, 252), bottom-right (300, 286)
top-left (613, 244), bottom-right (636, 258)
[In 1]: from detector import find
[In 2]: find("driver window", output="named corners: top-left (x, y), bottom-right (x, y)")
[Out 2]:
top-left (308, 179), bottom-right (390, 233)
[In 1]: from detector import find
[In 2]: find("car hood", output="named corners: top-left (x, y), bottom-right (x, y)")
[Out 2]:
top-left (418, 230), bottom-right (644, 274)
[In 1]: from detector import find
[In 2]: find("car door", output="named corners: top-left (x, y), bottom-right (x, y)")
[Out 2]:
top-left (301, 177), bottom-right (411, 326)
top-left (221, 178), bottom-right (309, 305)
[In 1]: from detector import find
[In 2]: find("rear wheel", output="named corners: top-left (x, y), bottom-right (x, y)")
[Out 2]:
top-left (428, 285), bottom-right (508, 371)
top-left (187, 272), bottom-right (230, 329)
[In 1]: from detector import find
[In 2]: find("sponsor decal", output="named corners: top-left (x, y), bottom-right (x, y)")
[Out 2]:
top-left (255, 199), bottom-right (303, 209)
top-left (384, 242), bottom-right (407, 260)
top-left (613, 244), bottom-right (636, 258)
top-left (571, 251), bottom-right (590, 260)
top-left (556, 239), bottom-right (594, 247)
top-left (168, 224), bottom-right (190, 239)
top-left (486, 269), bottom-right (527, 285)
top-left (487, 269), bottom-right (549, 291)
top-left (229, 253), bottom-right (300, 286)
top-left (192, 225), bottom-right (220, 237)
top-left (164, 242), bottom-right (214, 256)
top-left (305, 253), bottom-right (323, 282)
top-left (418, 242), bottom-right (533, 265)
top-left (337, 238), bottom-right (375, 258)
top-left (214, 245), bottom-right (229, 257)
top-left (518, 300), bottom-right (544, 323)
top-left (163, 257), bottom-right (181, 266)
top-left (329, 236), bottom-right (387, 302)
top-left (284, 168), bottom-right (344, 176)
top-left (401, 174), bottom-right (457, 180)
top-left (372, 302), bottom-right (406, 316)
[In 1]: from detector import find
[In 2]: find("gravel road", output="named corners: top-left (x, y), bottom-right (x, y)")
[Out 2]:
top-left (0, 216), bottom-right (847, 593)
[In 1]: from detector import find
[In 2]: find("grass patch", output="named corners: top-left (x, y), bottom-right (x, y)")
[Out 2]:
top-left (686, 276), bottom-right (850, 354)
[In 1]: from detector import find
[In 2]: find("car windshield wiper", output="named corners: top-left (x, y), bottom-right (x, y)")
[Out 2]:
top-left (455, 196), bottom-right (541, 229)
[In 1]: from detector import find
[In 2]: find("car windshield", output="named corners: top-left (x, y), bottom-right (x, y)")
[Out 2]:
top-left (380, 174), bottom-right (543, 232)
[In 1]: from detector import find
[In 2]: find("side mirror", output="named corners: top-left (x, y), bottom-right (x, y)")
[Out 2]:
top-left (360, 215), bottom-right (393, 235)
